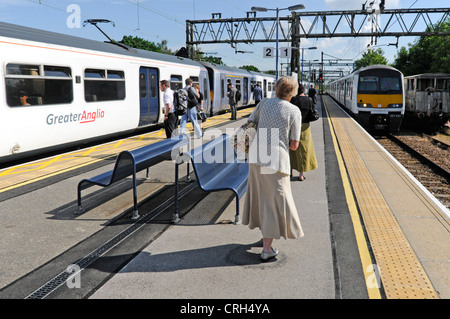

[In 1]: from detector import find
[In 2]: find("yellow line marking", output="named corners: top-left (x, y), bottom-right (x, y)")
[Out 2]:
top-left (0, 107), bottom-right (255, 192)
top-left (324, 96), bottom-right (438, 299)
top-left (324, 98), bottom-right (382, 299)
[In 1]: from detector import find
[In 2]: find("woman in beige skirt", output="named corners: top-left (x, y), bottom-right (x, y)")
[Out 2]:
top-left (242, 76), bottom-right (304, 262)
top-left (290, 84), bottom-right (318, 181)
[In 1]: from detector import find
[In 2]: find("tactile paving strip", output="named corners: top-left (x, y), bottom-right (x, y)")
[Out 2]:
top-left (325, 97), bottom-right (438, 299)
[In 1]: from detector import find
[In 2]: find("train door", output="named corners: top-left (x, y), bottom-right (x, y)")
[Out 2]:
top-left (243, 77), bottom-right (248, 105)
top-left (139, 67), bottom-right (159, 126)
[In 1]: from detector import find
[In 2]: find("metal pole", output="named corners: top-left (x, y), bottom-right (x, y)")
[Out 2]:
top-left (301, 48), bottom-right (304, 83)
top-left (275, 8), bottom-right (279, 81)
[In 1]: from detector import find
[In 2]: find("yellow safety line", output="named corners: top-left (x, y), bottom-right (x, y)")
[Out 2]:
top-left (0, 107), bottom-right (255, 193)
top-left (324, 96), bottom-right (438, 299)
top-left (324, 99), bottom-right (382, 299)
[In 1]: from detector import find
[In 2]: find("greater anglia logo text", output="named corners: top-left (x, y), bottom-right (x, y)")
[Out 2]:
top-left (46, 109), bottom-right (105, 125)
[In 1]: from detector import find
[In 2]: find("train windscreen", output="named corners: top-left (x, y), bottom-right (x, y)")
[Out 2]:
top-left (358, 69), bottom-right (402, 94)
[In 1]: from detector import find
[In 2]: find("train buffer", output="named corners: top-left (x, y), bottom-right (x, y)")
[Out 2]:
top-left (178, 134), bottom-right (249, 224)
top-left (76, 134), bottom-right (190, 220)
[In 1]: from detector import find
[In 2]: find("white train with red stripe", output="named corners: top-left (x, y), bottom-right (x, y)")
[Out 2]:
top-left (0, 22), bottom-right (275, 164)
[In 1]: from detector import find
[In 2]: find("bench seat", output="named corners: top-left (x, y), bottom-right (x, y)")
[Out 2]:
top-left (187, 134), bottom-right (249, 223)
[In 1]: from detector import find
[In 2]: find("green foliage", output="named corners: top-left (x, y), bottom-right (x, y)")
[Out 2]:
top-left (393, 19), bottom-right (450, 75)
top-left (354, 48), bottom-right (388, 71)
top-left (120, 35), bottom-right (162, 53)
top-left (239, 65), bottom-right (260, 72)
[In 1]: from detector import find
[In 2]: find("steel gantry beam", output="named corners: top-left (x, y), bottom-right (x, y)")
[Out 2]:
top-left (186, 8), bottom-right (450, 46)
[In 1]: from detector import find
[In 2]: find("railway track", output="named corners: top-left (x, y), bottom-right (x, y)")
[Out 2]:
top-left (374, 133), bottom-right (450, 209)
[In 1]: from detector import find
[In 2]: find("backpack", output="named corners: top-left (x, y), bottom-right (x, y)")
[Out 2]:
top-left (174, 89), bottom-right (188, 115)
top-left (187, 88), bottom-right (199, 108)
top-left (235, 89), bottom-right (241, 101)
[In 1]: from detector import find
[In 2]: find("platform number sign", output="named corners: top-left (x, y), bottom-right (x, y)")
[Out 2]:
top-left (280, 47), bottom-right (291, 58)
top-left (263, 47), bottom-right (291, 58)
top-left (264, 47), bottom-right (274, 58)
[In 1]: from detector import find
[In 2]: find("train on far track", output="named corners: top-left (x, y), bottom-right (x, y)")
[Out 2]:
top-left (0, 21), bottom-right (276, 165)
top-left (327, 65), bottom-right (405, 133)
top-left (403, 73), bottom-right (450, 130)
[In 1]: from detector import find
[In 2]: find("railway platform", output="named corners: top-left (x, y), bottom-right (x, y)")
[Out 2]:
top-left (0, 98), bottom-right (448, 302)
top-left (90, 96), bottom-right (450, 300)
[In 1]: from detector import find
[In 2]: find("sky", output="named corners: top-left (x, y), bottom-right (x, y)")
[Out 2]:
top-left (0, 0), bottom-right (446, 76)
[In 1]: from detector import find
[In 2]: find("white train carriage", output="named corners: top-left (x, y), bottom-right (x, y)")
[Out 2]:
top-left (200, 62), bottom-right (275, 115)
top-left (404, 73), bottom-right (450, 127)
top-left (0, 22), bottom-right (210, 164)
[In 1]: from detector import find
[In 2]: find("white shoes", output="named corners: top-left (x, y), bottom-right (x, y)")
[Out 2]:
top-left (260, 248), bottom-right (279, 261)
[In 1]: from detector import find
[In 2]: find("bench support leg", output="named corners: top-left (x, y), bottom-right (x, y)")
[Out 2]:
top-left (172, 163), bottom-right (181, 224)
top-left (131, 172), bottom-right (140, 220)
top-left (234, 196), bottom-right (241, 224)
top-left (76, 185), bottom-right (84, 215)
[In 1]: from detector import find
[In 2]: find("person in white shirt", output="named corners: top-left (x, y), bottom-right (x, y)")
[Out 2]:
top-left (159, 80), bottom-right (177, 138)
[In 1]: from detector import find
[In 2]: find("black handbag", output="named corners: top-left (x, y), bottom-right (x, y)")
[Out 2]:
top-left (199, 111), bottom-right (207, 122)
top-left (305, 103), bottom-right (319, 122)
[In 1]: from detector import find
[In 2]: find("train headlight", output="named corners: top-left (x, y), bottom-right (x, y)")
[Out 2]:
top-left (387, 103), bottom-right (403, 108)
top-left (357, 103), bottom-right (373, 108)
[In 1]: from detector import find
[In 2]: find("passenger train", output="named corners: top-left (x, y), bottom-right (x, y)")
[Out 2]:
top-left (0, 22), bottom-right (275, 164)
top-left (327, 65), bottom-right (405, 132)
top-left (404, 73), bottom-right (449, 129)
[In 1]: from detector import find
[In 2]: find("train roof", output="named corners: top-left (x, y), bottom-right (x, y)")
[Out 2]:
top-left (0, 21), bottom-right (201, 68)
top-left (356, 64), bottom-right (402, 73)
top-left (200, 61), bottom-right (275, 79)
top-left (328, 64), bottom-right (403, 84)
top-left (404, 73), bottom-right (450, 79)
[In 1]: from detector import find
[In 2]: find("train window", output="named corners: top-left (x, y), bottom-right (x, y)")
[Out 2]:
top-left (436, 79), bottom-right (445, 90)
top-left (190, 76), bottom-right (199, 85)
top-left (84, 68), bottom-right (125, 102)
top-left (203, 78), bottom-right (208, 103)
top-left (221, 79), bottom-right (225, 98)
top-left (150, 74), bottom-right (157, 98)
top-left (44, 66), bottom-right (71, 77)
top-left (170, 75), bottom-right (183, 90)
top-left (380, 77), bottom-right (401, 92)
top-left (6, 64), bottom-right (40, 76)
top-left (107, 70), bottom-right (125, 79)
top-left (140, 73), bottom-right (146, 98)
top-left (85, 69), bottom-right (105, 79)
top-left (236, 80), bottom-right (241, 93)
top-left (5, 63), bottom-right (73, 107)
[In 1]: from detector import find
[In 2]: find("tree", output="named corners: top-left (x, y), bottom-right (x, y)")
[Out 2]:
top-left (354, 48), bottom-right (388, 71)
top-left (393, 19), bottom-right (450, 75)
top-left (239, 65), bottom-right (260, 72)
top-left (119, 35), bottom-right (162, 53)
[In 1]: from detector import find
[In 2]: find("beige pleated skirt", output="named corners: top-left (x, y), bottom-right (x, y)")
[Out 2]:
top-left (290, 123), bottom-right (318, 173)
top-left (242, 164), bottom-right (304, 240)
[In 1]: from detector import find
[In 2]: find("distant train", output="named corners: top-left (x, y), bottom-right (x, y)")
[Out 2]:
top-left (0, 22), bottom-right (275, 164)
top-left (327, 65), bottom-right (405, 132)
top-left (404, 73), bottom-right (450, 128)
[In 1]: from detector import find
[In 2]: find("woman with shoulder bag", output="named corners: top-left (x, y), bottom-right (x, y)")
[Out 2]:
top-left (289, 84), bottom-right (318, 181)
top-left (242, 76), bottom-right (304, 262)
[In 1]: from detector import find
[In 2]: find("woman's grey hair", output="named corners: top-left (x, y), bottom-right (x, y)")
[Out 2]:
top-left (275, 76), bottom-right (298, 100)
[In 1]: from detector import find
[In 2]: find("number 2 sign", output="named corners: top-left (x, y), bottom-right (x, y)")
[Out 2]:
top-left (263, 47), bottom-right (274, 58)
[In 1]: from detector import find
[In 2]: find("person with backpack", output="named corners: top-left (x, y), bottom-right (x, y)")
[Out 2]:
top-left (180, 78), bottom-right (202, 138)
top-left (227, 82), bottom-right (239, 120)
top-left (159, 80), bottom-right (177, 138)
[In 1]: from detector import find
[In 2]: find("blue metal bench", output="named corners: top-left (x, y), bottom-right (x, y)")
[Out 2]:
top-left (76, 134), bottom-right (189, 220)
top-left (181, 134), bottom-right (249, 224)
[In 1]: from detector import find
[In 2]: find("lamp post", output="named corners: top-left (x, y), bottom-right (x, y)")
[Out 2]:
top-left (251, 4), bottom-right (305, 81)
top-left (301, 46), bottom-right (317, 83)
